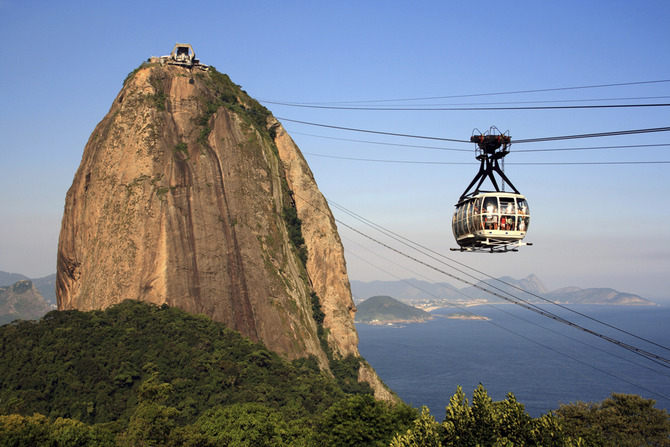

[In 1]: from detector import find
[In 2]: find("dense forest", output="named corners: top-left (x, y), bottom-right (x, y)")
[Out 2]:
top-left (1, 300), bottom-right (668, 446)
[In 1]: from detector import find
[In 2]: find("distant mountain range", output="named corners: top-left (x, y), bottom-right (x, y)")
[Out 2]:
top-left (355, 295), bottom-right (433, 324)
top-left (350, 274), bottom-right (654, 306)
top-left (0, 271), bottom-right (654, 327)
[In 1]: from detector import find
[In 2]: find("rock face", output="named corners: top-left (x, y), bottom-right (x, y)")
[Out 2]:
top-left (0, 280), bottom-right (51, 325)
top-left (56, 60), bottom-right (389, 398)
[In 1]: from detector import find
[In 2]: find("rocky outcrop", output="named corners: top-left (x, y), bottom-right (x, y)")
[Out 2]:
top-left (0, 280), bottom-right (51, 325)
top-left (56, 60), bottom-right (390, 399)
top-left (272, 123), bottom-right (359, 358)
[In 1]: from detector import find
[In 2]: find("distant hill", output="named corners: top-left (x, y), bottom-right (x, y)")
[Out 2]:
top-left (545, 288), bottom-right (651, 305)
top-left (0, 271), bottom-right (57, 307)
top-left (0, 280), bottom-right (52, 325)
top-left (351, 274), bottom-right (654, 306)
top-left (355, 296), bottom-right (433, 324)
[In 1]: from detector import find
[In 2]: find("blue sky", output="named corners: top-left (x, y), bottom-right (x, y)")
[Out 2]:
top-left (1, 1), bottom-right (669, 301)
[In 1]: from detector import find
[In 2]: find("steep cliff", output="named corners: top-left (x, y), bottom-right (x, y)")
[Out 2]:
top-left (56, 58), bottom-right (390, 398)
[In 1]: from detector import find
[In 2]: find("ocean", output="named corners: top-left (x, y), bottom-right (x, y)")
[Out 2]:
top-left (356, 304), bottom-right (670, 417)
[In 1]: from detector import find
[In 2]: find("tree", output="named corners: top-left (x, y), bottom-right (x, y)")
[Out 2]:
top-left (313, 394), bottom-right (416, 447)
top-left (556, 393), bottom-right (670, 447)
top-left (120, 374), bottom-right (181, 446)
top-left (0, 413), bottom-right (115, 446)
top-left (195, 402), bottom-right (307, 447)
top-left (392, 385), bottom-right (578, 447)
top-left (391, 407), bottom-right (443, 447)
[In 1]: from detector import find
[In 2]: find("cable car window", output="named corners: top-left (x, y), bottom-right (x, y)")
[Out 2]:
top-left (483, 197), bottom-right (497, 230)
top-left (517, 198), bottom-right (529, 216)
top-left (473, 198), bottom-right (482, 230)
top-left (518, 216), bottom-right (529, 232)
top-left (499, 198), bottom-right (515, 231)
top-left (456, 205), bottom-right (464, 236)
top-left (466, 201), bottom-right (474, 234)
top-left (500, 198), bottom-right (514, 215)
top-left (453, 207), bottom-right (459, 236)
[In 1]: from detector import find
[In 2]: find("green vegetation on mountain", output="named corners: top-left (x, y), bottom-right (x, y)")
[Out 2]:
top-left (355, 296), bottom-right (432, 324)
top-left (0, 300), bottom-right (415, 445)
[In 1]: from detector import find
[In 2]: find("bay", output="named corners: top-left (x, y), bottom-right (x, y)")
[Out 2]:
top-left (356, 304), bottom-right (670, 417)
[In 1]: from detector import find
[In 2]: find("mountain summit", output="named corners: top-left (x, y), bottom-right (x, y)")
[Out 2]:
top-left (56, 48), bottom-right (390, 398)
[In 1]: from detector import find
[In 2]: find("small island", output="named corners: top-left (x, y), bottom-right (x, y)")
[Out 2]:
top-left (442, 312), bottom-right (489, 321)
top-left (355, 295), bottom-right (433, 325)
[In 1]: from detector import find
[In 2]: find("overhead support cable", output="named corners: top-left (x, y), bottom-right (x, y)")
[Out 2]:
top-left (278, 118), bottom-right (670, 145)
top-left (267, 101), bottom-right (670, 111)
top-left (302, 152), bottom-right (670, 166)
top-left (289, 131), bottom-right (472, 152)
top-left (514, 127), bottom-right (670, 144)
top-left (277, 117), bottom-right (470, 143)
top-left (292, 131), bottom-right (669, 153)
top-left (263, 95), bottom-right (670, 108)
top-left (515, 143), bottom-right (670, 153)
top-left (262, 79), bottom-right (670, 104)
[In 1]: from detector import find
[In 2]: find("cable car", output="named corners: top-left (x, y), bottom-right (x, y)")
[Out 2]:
top-left (452, 127), bottom-right (531, 252)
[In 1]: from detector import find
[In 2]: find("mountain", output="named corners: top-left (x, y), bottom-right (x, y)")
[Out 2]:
top-left (1, 272), bottom-right (59, 308)
top-left (351, 279), bottom-right (462, 302)
top-left (545, 287), bottom-right (651, 305)
top-left (55, 49), bottom-right (389, 399)
top-left (351, 274), bottom-right (654, 306)
top-left (0, 280), bottom-right (51, 325)
top-left (355, 296), bottom-right (433, 324)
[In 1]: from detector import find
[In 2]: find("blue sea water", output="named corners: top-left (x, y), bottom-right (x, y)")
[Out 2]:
top-left (356, 304), bottom-right (670, 417)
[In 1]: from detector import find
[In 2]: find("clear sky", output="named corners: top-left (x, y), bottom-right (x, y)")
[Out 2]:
top-left (1, 1), bottom-right (669, 301)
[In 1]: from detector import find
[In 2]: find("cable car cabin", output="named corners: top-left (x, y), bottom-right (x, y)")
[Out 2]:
top-left (452, 192), bottom-right (530, 251)
top-left (452, 127), bottom-right (531, 252)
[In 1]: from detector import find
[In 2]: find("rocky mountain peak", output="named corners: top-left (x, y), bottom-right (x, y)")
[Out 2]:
top-left (56, 55), bottom-right (390, 398)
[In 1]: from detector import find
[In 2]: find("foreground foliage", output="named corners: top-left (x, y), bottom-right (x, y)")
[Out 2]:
top-left (0, 300), bottom-right (357, 424)
top-left (391, 385), bottom-right (579, 447)
top-left (392, 385), bottom-right (670, 447)
top-left (0, 379), bottom-right (415, 446)
top-left (0, 300), bottom-right (415, 446)
top-left (556, 393), bottom-right (670, 446)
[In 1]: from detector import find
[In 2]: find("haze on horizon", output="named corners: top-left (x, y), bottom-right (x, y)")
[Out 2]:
top-left (0, 1), bottom-right (669, 302)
